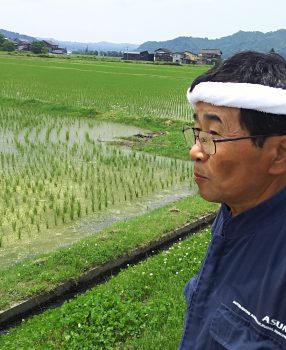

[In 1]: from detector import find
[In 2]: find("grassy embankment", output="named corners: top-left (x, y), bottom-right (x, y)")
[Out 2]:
top-left (0, 226), bottom-right (212, 350)
top-left (0, 194), bottom-right (217, 311)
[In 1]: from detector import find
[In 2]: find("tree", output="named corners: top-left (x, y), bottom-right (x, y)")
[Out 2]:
top-left (212, 57), bottom-right (223, 66)
top-left (0, 34), bottom-right (15, 52)
top-left (0, 33), bottom-right (5, 46)
top-left (30, 41), bottom-right (48, 54)
top-left (2, 40), bottom-right (15, 52)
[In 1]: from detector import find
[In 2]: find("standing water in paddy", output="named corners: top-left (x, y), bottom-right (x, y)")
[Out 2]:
top-left (0, 107), bottom-right (195, 267)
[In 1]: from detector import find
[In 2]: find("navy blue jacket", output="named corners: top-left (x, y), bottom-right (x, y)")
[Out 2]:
top-left (179, 188), bottom-right (286, 349)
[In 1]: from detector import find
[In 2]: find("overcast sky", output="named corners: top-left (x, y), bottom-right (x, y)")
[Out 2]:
top-left (1, 0), bottom-right (285, 44)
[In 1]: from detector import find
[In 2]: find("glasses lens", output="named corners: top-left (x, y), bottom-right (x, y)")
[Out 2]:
top-left (183, 127), bottom-right (195, 148)
top-left (199, 131), bottom-right (215, 155)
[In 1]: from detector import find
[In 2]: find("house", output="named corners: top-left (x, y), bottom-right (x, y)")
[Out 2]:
top-left (14, 39), bottom-right (30, 51)
top-left (123, 51), bottom-right (140, 60)
top-left (172, 52), bottom-right (184, 63)
top-left (42, 40), bottom-right (58, 52)
top-left (42, 40), bottom-right (66, 54)
top-left (139, 50), bottom-right (154, 61)
top-left (199, 48), bottom-right (222, 64)
top-left (154, 48), bottom-right (173, 62)
top-left (123, 51), bottom-right (154, 61)
top-left (183, 51), bottom-right (200, 64)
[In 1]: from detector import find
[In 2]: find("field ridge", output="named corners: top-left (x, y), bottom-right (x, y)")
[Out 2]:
top-left (0, 211), bottom-right (216, 330)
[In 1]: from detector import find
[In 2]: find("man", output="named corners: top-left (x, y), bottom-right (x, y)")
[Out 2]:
top-left (179, 51), bottom-right (286, 349)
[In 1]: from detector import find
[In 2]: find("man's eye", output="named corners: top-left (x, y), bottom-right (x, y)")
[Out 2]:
top-left (209, 130), bottom-right (219, 136)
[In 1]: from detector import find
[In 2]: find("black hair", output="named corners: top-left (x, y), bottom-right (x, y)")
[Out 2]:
top-left (190, 51), bottom-right (286, 146)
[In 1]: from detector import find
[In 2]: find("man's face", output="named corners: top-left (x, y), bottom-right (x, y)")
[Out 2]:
top-left (190, 102), bottom-right (275, 215)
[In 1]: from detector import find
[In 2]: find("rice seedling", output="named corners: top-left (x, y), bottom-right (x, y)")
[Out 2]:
top-left (0, 105), bottom-right (193, 262)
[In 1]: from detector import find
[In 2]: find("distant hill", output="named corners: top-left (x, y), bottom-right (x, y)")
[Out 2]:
top-left (137, 30), bottom-right (286, 58)
top-left (0, 28), bottom-right (37, 42)
top-left (0, 29), bottom-right (138, 53)
top-left (53, 40), bottom-right (138, 53)
top-left (2, 28), bottom-right (286, 58)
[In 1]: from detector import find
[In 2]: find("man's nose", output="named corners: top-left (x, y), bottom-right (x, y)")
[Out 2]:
top-left (189, 141), bottom-right (209, 161)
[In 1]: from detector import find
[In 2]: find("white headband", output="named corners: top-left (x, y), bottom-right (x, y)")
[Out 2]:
top-left (187, 82), bottom-right (286, 115)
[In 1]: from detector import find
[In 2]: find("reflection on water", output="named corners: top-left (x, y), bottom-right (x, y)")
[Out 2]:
top-left (14, 120), bottom-right (150, 146)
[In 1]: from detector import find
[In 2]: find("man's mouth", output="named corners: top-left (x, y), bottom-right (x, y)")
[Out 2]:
top-left (194, 172), bottom-right (208, 182)
top-left (194, 172), bottom-right (207, 179)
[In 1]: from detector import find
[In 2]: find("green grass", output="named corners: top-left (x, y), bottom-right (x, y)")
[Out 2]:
top-left (0, 195), bottom-right (217, 311)
top-left (0, 54), bottom-right (208, 121)
top-left (0, 227), bottom-right (211, 350)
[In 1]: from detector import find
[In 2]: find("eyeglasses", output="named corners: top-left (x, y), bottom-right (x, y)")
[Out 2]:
top-left (182, 126), bottom-right (284, 155)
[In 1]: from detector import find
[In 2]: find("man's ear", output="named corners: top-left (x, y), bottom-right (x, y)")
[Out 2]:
top-left (269, 137), bottom-right (286, 175)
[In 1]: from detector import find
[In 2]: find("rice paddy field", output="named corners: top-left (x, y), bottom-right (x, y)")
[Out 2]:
top-left (0, 54), bottom-right (205, 120)
top-left (0, 53), bottom-right (215, 348)
top-left (0, 54), bottom-right (209, 266)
